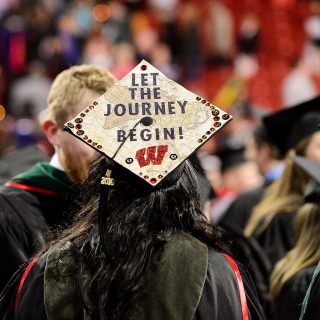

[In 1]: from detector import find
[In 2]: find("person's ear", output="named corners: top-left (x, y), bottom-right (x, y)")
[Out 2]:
top-left (42, 119), bottom-right (60, 146)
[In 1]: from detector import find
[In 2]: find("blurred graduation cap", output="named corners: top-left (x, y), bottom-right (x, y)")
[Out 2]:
top-left (64, 60), bottom-right (232, 187)
top-left (292, 155), bottom-right (320, 203)
top-left (216, 147), bottom-right (246, 173)
top-left (263, 96), bottom-right (320, 156)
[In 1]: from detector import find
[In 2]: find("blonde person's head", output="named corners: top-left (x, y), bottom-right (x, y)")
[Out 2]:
top-left (270, 202), bottom-right (320, 301)
top-left (47, 65), bottom-right (116, 128)
top-left (43, 65), bottom-right (116, 183)
top-left (245, 135), bottom-right (312, 237)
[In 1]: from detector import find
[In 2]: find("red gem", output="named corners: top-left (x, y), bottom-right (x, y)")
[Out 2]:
top-left (150, 178), bottom-right (157, 184)
top-left (87, 139), bottom-right (92, 143)
top-left (214, 116), bottom-right (220, 121)
top-left (75, 124), bottom-right (82, 129)
top-left (206, 102), bottom-right (210, 106)
top-left (85, 109), bottom-right (89, 113)
top-left (206, 131), bottom-right (211, 135)
top-left (141, 65), bottom-right (147, 70)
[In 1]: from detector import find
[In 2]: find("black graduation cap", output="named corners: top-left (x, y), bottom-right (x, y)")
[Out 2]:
top-left (216, 147), bottom-right (246, 173)
top-left (263, 96), bottom-right (320, 156)
top-left (292, 155), bottom-right (320, 203)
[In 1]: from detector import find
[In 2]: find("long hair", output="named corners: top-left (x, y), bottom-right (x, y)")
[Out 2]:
top-left (244, 136), bottom-right (311, 237)
top-left (54, 155), bottom-right (227, 320)
top-left (269, 202), bottom-right (320, 301)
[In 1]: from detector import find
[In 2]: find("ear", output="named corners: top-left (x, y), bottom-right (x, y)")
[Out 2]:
top-left (42, 119), bottom-right (60, 146)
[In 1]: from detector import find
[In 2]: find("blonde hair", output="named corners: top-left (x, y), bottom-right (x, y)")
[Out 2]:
top-left (244, 136), bottom-right (311, 237)
top-left (47, 65), bottom-right (116, 128)
top-left (269, 202), bottom-right (320, 301)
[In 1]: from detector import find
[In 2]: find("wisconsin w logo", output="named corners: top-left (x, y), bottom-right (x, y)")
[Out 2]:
top-left (135, 145), bottom-right (168, 167)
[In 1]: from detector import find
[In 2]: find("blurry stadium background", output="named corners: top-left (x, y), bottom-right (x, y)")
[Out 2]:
top-left (0, 0), bottom-right (320, 157)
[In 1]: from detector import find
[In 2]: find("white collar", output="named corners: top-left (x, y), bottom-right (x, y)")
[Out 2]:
top-left (49, 153), bottom-right (65, 172)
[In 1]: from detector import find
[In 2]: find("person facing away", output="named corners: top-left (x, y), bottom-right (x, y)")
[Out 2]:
top-left (0, 65), bottom-right (116, 291)
top-left (270, 156), bottom-right (320, 320)
top-left (219, 123), bottom-right (284, 232)
top-left (244, 96), bottom-right (320, 268)
top-left (0, 60), bottom-right (266, 320)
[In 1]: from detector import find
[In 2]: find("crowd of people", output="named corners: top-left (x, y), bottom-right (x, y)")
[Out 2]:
top-left (1, 0), bottom-right (320, 320)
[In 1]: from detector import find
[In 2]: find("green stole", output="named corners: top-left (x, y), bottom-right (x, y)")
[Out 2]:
top-left (44, 233), bottom-right (208, 320)
top-left (8, 162), bottom-right (76, 195)
top-left (299, 260), bottom-right (320, 320)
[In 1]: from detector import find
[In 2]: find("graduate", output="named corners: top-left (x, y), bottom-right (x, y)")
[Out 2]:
top-left (0, 61), bottom-right (265, 320)
top-left (244, 97), bottom-right (320, 267)
top-left (220, 124), bottom-right (284, 232)
top-left (0, 65), bottom-right (116, 291)
top-left (270, 156), bottom-right (320, 320)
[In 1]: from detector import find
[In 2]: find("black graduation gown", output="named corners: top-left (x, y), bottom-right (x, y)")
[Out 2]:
top-left (300, 263), bottom-right (320, 320)
top-left (273, 267), bottom-right (316, 320)
top-left (252, 212), bottom-right (296, 268)
top-left (1, 247), bottom-right (266, 320)
top-left (0, 162), bottom-right (77, 291)
top-left (219, 186), bottom-right (265, 233)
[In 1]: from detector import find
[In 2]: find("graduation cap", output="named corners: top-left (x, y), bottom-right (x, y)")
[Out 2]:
top-left (216, 147), bottom-right (246, 173)
top-left (64, 60), bottom-right (232, 187)
top-left (64, 60), bottom-right (232, 253)
top-left (292, 155), bottom-right (320, 203)
top-left (263, 96), bottom-right (320, 156)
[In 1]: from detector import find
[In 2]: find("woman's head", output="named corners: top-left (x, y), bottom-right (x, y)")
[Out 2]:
top-left (244, 133), bottom-right (315, 237)
top-left (270, 202), bottom-right (320, 301)
top-left (57, 155), bottom-right (224, 320)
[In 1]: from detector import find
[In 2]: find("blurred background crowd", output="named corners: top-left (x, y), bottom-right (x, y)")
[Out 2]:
top-left (1, 0), bottom-right (320, 219)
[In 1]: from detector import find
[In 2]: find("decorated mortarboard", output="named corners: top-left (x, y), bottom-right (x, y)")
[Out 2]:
top-left (64, 60), bottom-right (232, 186)
top-left (263, 96), bottom-right (320, 156)
top-left (292, 155), bottom-right (320, 203)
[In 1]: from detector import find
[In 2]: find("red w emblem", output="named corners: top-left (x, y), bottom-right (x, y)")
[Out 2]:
top-left (135, 145), bottom-right (168, 168)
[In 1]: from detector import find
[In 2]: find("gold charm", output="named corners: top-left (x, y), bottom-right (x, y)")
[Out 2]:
top-left (101, 169), bottom-right (115, 186)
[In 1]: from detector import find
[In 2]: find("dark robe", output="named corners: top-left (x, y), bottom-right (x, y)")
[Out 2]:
top-left (219, 186), bottom-right (265, 233)
top-left (252, 212), bottom-right (296, 268)
top-left (0, 234), bottom-right (266, 320)
top-left (273, 267), bottom-right (316, 320)
top-left (299, 261), bottom-right (320, 320)
top-left (0, 162), bottom-right (77, 291)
